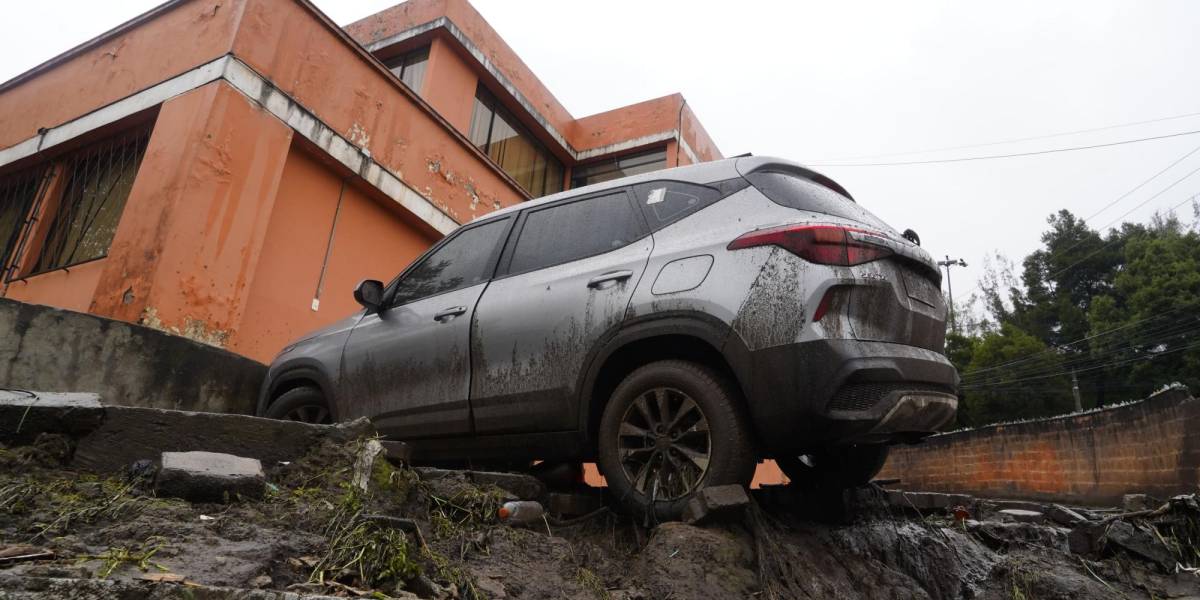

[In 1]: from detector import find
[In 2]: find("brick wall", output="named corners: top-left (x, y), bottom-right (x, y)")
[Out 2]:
top-left (877, 387), bottom-right (1200, 506)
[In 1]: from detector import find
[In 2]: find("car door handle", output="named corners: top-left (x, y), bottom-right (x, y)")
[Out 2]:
top-left (587, 270), bottom-right (634, 288)
top-left (434, 306), bottom-right (467, 321)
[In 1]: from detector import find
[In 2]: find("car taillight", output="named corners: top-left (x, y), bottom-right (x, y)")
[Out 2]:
top-left (727, 224), bottom-right (893, 266)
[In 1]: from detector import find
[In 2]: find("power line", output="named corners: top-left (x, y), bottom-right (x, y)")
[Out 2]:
top-left (815, 110), bottom-right (1200, 162)
top-left (962, 338), bottom-right (1200, 389)
top-left (1082, 143), bottom-right (1200, 223)
top-left (962, 319), bottom-right (1200, 386)
top-left (807, 128), bottom-right (1200, 167)
top-left (959, 309), bottom-right (1195, 380)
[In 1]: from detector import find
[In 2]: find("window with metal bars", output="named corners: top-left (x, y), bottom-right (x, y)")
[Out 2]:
top-left (0, 165), bottom-right (48, 279)
top-left (31, 128), bottom-right (150, 274)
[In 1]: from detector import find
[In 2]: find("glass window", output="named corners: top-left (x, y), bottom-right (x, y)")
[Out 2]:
top-left (570, 148), bottom-right (667, 189)
top-left (508, 191), bottom-right (645, 274)
top-left (32, 128), bottom-right (149, 274)
top-left (632, 181), bottom-right (721, 229)
top-left (468, 87), bottom-right (564, 197)
top-left (391, 218), bottom-right (508, 305)
top-left (745, 171), bottom-right (890, 230)
top-left (384, 46), bottom-right (429, 94)
top-left (0, 166), bottom-right (46, 279)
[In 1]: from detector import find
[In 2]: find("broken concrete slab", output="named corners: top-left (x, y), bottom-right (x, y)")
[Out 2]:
top-left (415, 468), bottom-right (546, 500)
top-left (1045, 504), bottom-right (1090, 526)
top-left (156, 451), bottom-right (266, 503)
top-left (1122, 493), bottom-right (1160, 513)
top-left (997, 509), bottom-right (1045, 524)
top-left (72, 406), bottom-right (373, 474)
top-left (968, 521), bottom-right (1069, 552)
top-left (0, 573), bottom-right (344, 599)
top-left (682, 484), bottom-right (750, 525)
top-left (1103, 520), bottom-right (1176, 572)
top-left (0, 391), bottom-right (104, 445)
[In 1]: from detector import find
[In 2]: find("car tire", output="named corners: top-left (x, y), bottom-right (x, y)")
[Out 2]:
top-left (775, 444), bottom-right (890, 489)
top-left (265, 386), bottom-right (333, 425)
top-left (597, 360), bottom-right (755, 522)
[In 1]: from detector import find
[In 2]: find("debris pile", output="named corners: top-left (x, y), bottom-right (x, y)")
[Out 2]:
top-left (1, 410), bottom-right (1199, 598)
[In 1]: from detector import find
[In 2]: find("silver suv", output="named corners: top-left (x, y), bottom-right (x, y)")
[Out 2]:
top-left (260, 156), bottom-right (958, 519)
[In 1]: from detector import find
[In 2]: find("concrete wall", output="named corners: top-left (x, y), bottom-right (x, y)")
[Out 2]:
top-left (878, 387), bottom-right (1200, 506)
top-left (0, 298), bottom-right (264, 413)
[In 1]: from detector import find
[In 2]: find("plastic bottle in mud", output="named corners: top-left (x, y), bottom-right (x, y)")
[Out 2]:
top-left (498, 500), bottom-right (544, 525)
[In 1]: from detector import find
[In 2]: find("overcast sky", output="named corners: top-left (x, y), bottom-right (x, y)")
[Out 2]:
top-left (3, 1), bottom-right (1199, 305)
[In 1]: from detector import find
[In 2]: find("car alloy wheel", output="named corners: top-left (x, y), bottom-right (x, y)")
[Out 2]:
top-left (616, 386), bottom-right (711, 501)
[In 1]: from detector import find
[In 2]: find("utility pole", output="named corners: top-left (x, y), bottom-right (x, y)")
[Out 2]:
top-left (1071, 370), bottom-right (1083, 412)
top-left (938, 255), bottom-right (968, 334)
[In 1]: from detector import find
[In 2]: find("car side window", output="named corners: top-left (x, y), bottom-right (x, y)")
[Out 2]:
top-left (507, 190), bottom-right (645, 274)
top-left (632, 181), bottom-right (721, 229)
top-left (391, 218), bottom-right (509, 306)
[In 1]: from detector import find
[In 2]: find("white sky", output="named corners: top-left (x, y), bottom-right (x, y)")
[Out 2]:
top-left (3, 1), bottom-right (1199, 301)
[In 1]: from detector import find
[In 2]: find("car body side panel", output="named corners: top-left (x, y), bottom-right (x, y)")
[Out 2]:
top-left (258, 312), bottom-right (360, 417)
top-left (470, 237), bottom-right (654, 435)
top-left (337, 283), bottom-right (487, 439)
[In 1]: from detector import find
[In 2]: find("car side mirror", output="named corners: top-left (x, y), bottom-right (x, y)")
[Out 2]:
top-left (353, 279), bottom-right (384, 311)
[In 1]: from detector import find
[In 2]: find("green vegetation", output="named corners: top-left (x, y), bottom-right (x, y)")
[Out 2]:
top-left (80, 538), bottom-right (169, 578)
top-left (953, 206), bottom-right (1200, 426)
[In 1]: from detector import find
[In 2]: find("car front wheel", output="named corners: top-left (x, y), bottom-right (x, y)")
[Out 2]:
top-left (265, 386), bottom-right (333, 425)
top-left (597, 360), bottom-right (755, 522)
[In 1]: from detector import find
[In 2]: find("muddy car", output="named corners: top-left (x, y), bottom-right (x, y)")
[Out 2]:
top-left (259, 156), bottom-right (958, 519)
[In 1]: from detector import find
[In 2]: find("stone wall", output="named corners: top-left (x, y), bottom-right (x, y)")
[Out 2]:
top-left (878, 387), bottom-right (1200, 505)
top-left (0, 298), bottom-right (264, 414)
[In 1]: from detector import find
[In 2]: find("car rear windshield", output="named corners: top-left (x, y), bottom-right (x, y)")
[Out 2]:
top-left (746, 171), bottom-right (891, 231)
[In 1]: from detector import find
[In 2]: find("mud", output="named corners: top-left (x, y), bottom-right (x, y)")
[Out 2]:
top-left (2, 435), bottom-right (1198, 599)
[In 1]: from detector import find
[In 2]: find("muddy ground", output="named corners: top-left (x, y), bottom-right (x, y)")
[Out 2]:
top-left (1, 433), bottom-right (1198, 599)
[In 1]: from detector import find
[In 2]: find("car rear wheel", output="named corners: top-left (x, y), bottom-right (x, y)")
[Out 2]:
top-left (775, 444), bottom-right (890, 489)
top-left (265, 386), bottom-right (333, 425)
top-left (597, 360), bottom-right (755, 522)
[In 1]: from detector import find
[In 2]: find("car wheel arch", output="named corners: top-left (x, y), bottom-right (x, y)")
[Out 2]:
top-left (259, 365), bottom-right (338, 420)
top-left (577, 313), bottom-right (754, 452)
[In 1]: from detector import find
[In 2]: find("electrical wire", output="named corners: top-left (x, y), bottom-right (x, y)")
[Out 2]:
top-left (962, 319), bottom-right (1200, 386)
top-left (806, 128), bottom-right (1200, 167)
top-left (815, 110), bottom-right (1200, 162)
top-left (961, 338), bottom-right (1200, 389)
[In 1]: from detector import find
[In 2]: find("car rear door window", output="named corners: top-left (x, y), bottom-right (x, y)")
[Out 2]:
top-left (391, 218), bottom-right (509, 305)
top-left (507, 190), bottom-right (645, 274)
top-left (632, 179), bottom-right (747, 230)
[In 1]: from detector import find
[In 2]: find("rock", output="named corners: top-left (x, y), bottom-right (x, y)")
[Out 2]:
top-left (546, 490), bottom-right (604, 516)
top-left (1068, 522), bottom-right (1106, 555)
top-left (0, 391), bottom-right (104, 445)
top-left (968, 521), bottom-right (1069, 552)
top-left (1122, 494), bottom-right (1160, 512)
top-left (997, 509), bottom-right (1045, 524)
top-left (155, 451), bottom-right (265, 502)
top-left (1045, 504), bottom-right (1090, 526)
top-left (1104, 520), bottom-right (1176, 572)
top-left (380, 440), bottom-right (411, 463)
top-left (416, 468), bottom-right (546, 500)
top-left (682, 484), bottom-right (750, 525)
top-left (73, 406), bottom-right (376, 474)
top-left (249, 574), bottom-right (273, 588)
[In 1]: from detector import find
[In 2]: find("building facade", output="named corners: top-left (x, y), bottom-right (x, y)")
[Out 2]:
top-left (0, 0), bottom-right (721, 363)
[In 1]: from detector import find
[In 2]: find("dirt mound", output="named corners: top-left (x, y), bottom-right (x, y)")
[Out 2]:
top-left (2, 436), bottom-right (1198, 599)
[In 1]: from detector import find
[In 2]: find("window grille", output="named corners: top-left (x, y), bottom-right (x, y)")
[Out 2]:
top-left (0, 165), bottom-right (49, 280)
top-left (31, 128), bottom-right (150, 274)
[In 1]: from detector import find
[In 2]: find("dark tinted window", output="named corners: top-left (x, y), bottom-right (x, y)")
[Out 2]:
top-left (746, 171), bottom-right (890, 230)
top-left (632, 179), bottom-right (746, 229)
top-left (468, 87), bottom-right (564, 197)
top-left (508, 191), bottom-right (645, 274)
top-left (391, 218), bottom-right (508, 305)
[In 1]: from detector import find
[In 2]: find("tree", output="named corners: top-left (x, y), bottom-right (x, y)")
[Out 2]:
top-left (957, 323), bottom-right (1074, 426)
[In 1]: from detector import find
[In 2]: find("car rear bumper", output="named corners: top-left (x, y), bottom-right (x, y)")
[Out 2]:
top-left (739, 339), bottom-right (958, 453)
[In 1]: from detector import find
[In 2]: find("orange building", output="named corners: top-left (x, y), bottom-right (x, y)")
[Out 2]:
top-left (0, 0), bottom-right (722, 364)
